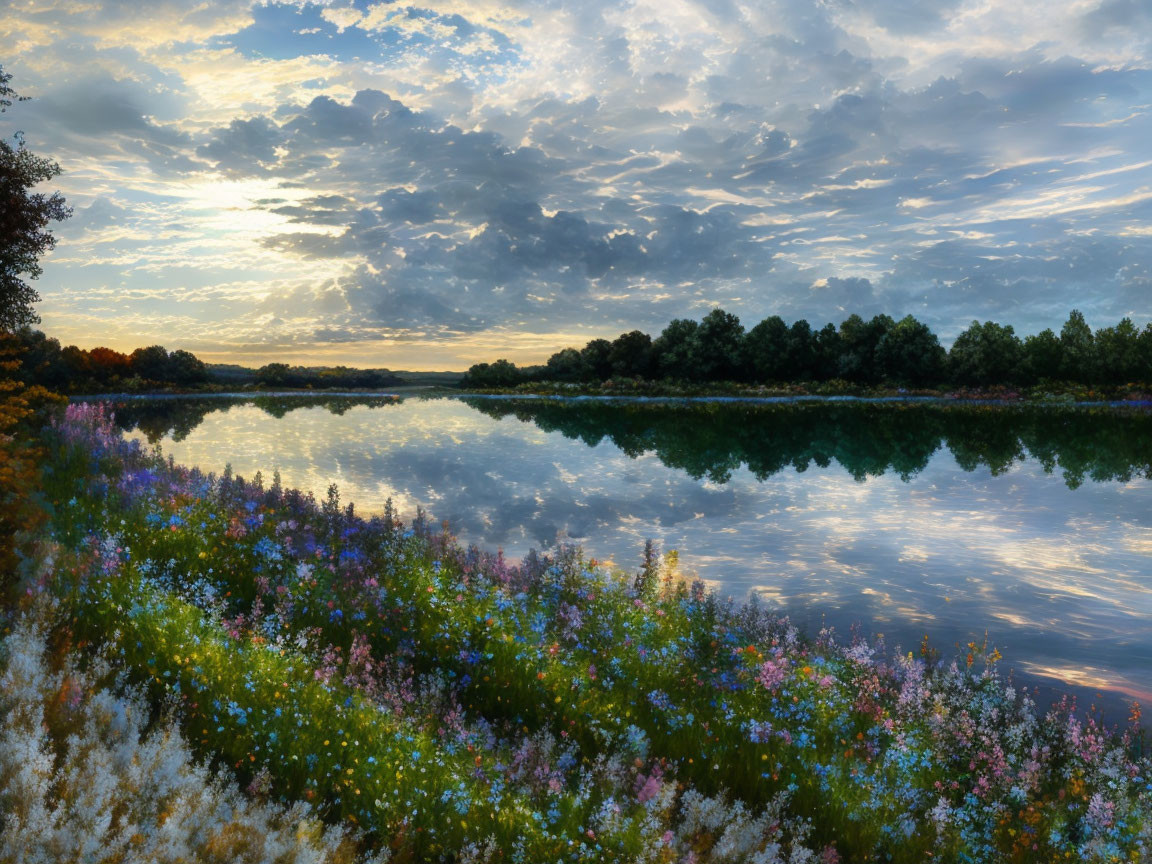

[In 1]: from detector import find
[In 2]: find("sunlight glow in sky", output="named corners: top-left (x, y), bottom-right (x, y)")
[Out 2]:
top-left (3, 0), bottom-right (1151, 367)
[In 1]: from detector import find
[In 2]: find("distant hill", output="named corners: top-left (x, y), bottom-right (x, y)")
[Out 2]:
top-left (205, 363), bottom-right (259, 384)
top-left (390, 370), bottom-right (465, 386)
top-left (205, 364), bottom-right (463, 388)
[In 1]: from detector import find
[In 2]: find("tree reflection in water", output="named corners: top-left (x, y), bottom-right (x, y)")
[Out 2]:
top-left (460, 398), bottom-right (1152, 489)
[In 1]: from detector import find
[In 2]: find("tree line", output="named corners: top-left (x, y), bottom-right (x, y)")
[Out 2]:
top-left (7, 329), bottom-right (403, 393)
top-left (9, 329), bottom-right (212, 392)
top-left (251, 362), bottom-right (401, 390)
top-left (462, 309), bottom-right (1152, 390)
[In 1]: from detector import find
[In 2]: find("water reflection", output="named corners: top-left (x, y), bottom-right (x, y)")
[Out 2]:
top-left (107, 394), bottom-right (402, 443)
top-left (463, 398), bottom-right (1152, 488)
top-left (110, 395), bottom-right (1152, 715)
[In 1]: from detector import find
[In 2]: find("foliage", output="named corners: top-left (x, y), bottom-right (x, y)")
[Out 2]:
top-left (1022, 328), bottom-right (1063, 383)
top-left (0, 609), bottom-right (376, 864)
top-left (580, 338), bottom-right (613, 382)
top-left (6, 330), bottom-right (406, 394)
top-left (255, 363), bottom-right (402, 391)
top-left (834, 313), bottom-right (894, 385)
top-left (7, 329), bottom-right (205, 393)
top-left (0, 65), bottom-right (71, 332)
top-left (651, 319), bottom-right (699, 381)
top-left (1095, 318), bottom-right (1144, 386)
top-left (462, 308), bottom-right (1152, 391)
top-left (1060, 310), bottom-right (1097, 383)
top-left (693, 309), bottom-right (745, 382)
top-left (875, 315), bottom-right (946, 386)
top-left (743, 316), bottom-right (790, 383)
top-left (459, 358), bottom-right (526, 389)
top-left (0, 333), bottom-right (64, 592)
top-left (543, 347), bottom-right (585, 383)
top-left (608, 330), bottom-right (653, 379)
top-left (948, 320), bottom-right (1024, 386)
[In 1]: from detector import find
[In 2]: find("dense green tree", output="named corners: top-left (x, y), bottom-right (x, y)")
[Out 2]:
top-left (254, 363), bottom-right (399, 390)
top-left (0, 68), bottom-right (73, 593)
top-left (835, 314), bottom-right (868, 381)
top-left (1059, 310), bottom-right (1095, 383)
top-left (457, 307), bottom-right (1149, 390)
top-left (948, 320), bottom-right (1023, 386)
top-left (129, 345), bottom-right (171, 382)
top-left (744, 315), bottom-right (789, 383)
top-left (315, 366), bottom-right (397, 389)
top-left (651, 318), bottom-right (699, 380)
top-left (1, 66), bottom-right (71, 331)
top-left (1140, 324), bottom-right (1152, 382)
top-left (608, 330), bottom-right (653, 378)
top-left (543, 347), bottom-right (585, 382)
top-left (694, 308), bottom-right (745, 381)
top-left (60, 344), bottom-right (90, 384)
top-left (168, 349), bottom-right (210, 385)
top-left (1094, 318), bottom-right (1142, 385)
top-left (875, 315), bottom-right (946, 386)
top-left (11, 328), bottom-right (66, 388)
top-left (580, 339), bottom-right (613, 382)
top-left (1021, 329), bottom-right (1063, 384)
top-left (461, 359), bottom-right (524, 388)
top-left (812, 322), bottom-right (841, 381)
top-left (488, 359), bottom-right (523, 387)
top-left (837, 314), bottom-right (894, 384)
top-left (257, 362), bottom-right (293, 387)
top-left (784, 320), bottom-right (817, 381)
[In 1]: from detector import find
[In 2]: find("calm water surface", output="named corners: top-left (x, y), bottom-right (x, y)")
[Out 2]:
top-left (111, 395), bottom-right (1152, 715)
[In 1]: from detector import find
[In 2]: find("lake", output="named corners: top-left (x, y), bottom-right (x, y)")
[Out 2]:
top-left (106, 393), bottom-right (1152, 716)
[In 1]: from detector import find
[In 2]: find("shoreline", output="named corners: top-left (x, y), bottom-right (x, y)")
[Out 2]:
top-left (72, 388), bottom-right (418, 400)
top-left (459, 391), bottom-right (1152, 408)
top-left (75, 388), bottom-right (1152, 409)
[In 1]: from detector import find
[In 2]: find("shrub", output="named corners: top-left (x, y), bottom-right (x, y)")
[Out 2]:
top-left (0, 607), bottom-right (379, 864)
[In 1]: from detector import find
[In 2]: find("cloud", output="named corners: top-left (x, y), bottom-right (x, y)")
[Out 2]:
top-left (844, 0), bottom-right (968, 34)
top-left (2, 0), bottom-right (1151, 362)
top-left (197, 116), bottom-right (283, 176)
top-left (1080, 0), bottom-right (1152, 38)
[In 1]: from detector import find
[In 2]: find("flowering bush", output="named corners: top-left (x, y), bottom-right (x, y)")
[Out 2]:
top-left (0, 333), bottom-right (66, 589)
top-left (16, 402), bottom-right (1152, 862)
top-left (0, 607), bottom-right (377, 864)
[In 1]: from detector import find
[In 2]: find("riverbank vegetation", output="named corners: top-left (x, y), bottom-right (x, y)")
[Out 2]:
top-left (5, 329), bottom-right (407, 394)
top-left (462, 308), bottom-right (1152, 394)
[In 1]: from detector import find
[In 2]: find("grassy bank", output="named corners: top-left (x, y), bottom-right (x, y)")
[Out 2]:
top-left (462, 378), bottom-right (1152, 406)
top-left (5, 402), bottom-right (1150, 862)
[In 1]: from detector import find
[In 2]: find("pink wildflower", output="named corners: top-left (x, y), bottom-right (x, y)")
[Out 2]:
top-left (757, 658), bottom-right (788, 691)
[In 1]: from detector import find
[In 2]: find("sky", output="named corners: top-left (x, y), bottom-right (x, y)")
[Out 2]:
top-left (2, 0), bottom-right (1151, 369)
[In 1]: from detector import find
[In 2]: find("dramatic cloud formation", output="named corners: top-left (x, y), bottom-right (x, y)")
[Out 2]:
top-left (2, 0), bottom-right (1150, 366)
